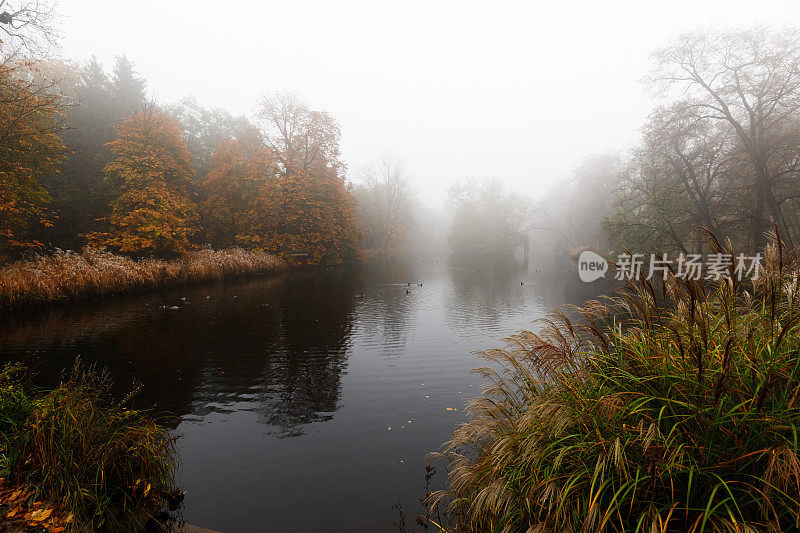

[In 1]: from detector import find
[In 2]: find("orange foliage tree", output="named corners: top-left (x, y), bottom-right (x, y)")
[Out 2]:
top-left (0, 60), bottom-right (65, 261)
top-left (201, 130), bottom-right (273, 247)
top-left (250, 93), bottom-right (359, 264)
top-left (253, 168), bottom-right (359, 264)
top-left (90, 109), bottom-right (198, 256)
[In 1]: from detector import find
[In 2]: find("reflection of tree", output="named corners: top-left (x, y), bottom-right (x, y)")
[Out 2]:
top-left (255, 268), bottom-right (358, 436)
top-left (444, 255), bottom-right (529, 330)
top-left (355, 258), bottom-right (415, 356)
top-left (0, 268), bottom-right (360, 436)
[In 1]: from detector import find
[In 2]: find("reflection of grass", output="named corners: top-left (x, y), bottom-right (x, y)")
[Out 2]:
top-left (0, 360), bottom-right (179, 532)
top-left (0, 247), bottom-right (284, 308)
top-left (434, 234), bottom-right (800, 531)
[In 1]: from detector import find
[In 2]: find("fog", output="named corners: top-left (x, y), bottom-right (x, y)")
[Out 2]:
top-left (56, 0), bottom-right (800, 203)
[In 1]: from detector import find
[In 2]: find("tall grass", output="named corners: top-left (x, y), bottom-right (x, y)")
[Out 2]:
top-left (434, 233), bottom-right (800, 532)
top-left (0, 247), bottom-right (285, 308)
top-left (0, 360), bottom-right (179, 532)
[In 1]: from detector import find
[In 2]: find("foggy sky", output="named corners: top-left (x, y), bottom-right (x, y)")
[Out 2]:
top-left (57, 0), bottom-right (800, 202)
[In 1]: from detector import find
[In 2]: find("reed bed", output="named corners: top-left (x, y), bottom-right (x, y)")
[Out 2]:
top-left (0, 247), bottom-right (285, 308)
top-left (433, 232), bottom-right (800, 532)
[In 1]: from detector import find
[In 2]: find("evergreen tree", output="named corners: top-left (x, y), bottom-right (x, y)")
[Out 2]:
top-left (110, 55), bottom-right (146, 124)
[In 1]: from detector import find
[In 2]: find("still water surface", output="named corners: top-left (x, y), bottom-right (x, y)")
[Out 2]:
top-left (0, 254), bottom-right (607, 532)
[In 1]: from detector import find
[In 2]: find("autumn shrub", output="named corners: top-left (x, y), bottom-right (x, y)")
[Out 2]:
top-left (433, 234), bottom-right (800, 532)
top-left (0, 246), bottom-right (285, 308)
top-left (0, 361), bottom-right (179, 532)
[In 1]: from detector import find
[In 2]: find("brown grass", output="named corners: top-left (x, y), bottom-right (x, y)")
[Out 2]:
top-left (0, 247), bottom-right (285, 309)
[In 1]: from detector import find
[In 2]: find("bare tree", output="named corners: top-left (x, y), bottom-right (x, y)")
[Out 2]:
top-left (648, 27), bottom-right (800, 249)
top-left (642, 105), bottom-right (734, 242)
top-left (354, 156), bottom-right (414, 250)
top-left (256, 92), bottom-right (342, 177)
top-left (0, 0), bottom-right (58, 57)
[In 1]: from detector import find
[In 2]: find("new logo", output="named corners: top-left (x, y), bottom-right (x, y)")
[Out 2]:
top-left (578, 250), bottom-right (608, 282)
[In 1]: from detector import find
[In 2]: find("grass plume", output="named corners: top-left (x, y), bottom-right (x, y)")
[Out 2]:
top-left (433, 233), bottom-right (800, 532)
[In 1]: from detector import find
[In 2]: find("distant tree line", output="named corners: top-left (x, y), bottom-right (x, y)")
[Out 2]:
top-left (534, 27), bottom-right (800, 255)
top-left (447, 179), bottom-right (528, 257)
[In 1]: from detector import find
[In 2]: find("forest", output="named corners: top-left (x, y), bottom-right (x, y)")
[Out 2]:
top-left (4, 11), bottom-right (800, 274)
top-left (2, 51), bottom-right (363, 264)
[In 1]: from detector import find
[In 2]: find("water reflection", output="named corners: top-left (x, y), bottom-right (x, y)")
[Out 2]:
top-left (444, 255), bottom-right (530, 330)
top-left (0, 254), bottom-right (606, 532)
top-left (0, 268), bottom-right (361, 437)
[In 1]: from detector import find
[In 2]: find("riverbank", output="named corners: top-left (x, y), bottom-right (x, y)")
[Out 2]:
top-left (0, 247), bottom-right (286, 309)
top-left (0, 361), bottom-right (180, 532)
top-left (434, 237), bottom-right (800, 531)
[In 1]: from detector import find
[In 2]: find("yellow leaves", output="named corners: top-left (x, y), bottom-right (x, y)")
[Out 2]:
top-left (0, 63), bottom-right (64, 257)
top-left (90, 110), bottom-right (199, 256)
top-left (29, 507), bottom-right (53, 521)
top-left (0, 478), bottom-right (66, 532)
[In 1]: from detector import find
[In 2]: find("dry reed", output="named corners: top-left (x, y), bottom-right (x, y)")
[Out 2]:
top-left (0, 247), bottom-right (285, 309)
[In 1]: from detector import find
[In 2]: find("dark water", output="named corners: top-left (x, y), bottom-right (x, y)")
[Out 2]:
top-left (0, 254), bottom-right (608, 532)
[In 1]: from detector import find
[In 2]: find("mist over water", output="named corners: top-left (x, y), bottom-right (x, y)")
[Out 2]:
top-left (0, 253), bottom-right (610, 531)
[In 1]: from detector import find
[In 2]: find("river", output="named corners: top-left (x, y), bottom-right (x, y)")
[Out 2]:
top-left (0, 253), bottom-right (609, 532)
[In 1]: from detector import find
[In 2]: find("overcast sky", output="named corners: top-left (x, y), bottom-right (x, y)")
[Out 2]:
top-left (56, 0), bottom-right (800, 203)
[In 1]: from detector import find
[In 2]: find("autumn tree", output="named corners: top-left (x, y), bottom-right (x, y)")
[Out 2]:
top-left (0, 59), bottom-right (64, 260)
top-left (252, 93), bottom-right (359, 264)
top-left (168, 96), bottom-right (254, 178)
top-left (90, 109), bottom-right (198, 256)
top-left (202, 129), bottom-right (273, 247)
top-left (253, 168), bottom-right (359, 264)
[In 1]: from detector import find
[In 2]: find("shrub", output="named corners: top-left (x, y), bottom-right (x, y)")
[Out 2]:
top-left (0, 361), bottom-right (179, 532)
top-left (434, 234), bottom-right (800, 532)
